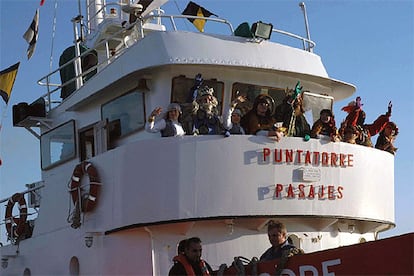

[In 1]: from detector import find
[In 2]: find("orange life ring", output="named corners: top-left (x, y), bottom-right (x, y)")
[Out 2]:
top-left (70, 161), bottom-right (101, 212)
top-left (4, 193), bottom-right (28, 239)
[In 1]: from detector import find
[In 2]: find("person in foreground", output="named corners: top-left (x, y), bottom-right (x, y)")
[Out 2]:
top-left (169, 237), bottom-right (213, 276)
top-left (260, 220), bottom-right (297, 261)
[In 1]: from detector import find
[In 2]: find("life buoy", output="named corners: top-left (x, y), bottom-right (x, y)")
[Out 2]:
top-left (70, 161), bottom-right (101, 212)
top-left (4, 193), bottom-right (28, 240)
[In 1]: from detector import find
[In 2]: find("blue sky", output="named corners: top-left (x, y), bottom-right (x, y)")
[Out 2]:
top-left (0, 0), bottom-right (413, 244)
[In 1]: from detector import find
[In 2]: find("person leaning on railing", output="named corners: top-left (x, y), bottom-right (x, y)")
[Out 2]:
top-left (375, 121), bottom-right (399, 155)
top-left (240, 94), bottom-right (285, 142)
top-left (145, 103), bottom-right (185, 137)
top-left (311, 109), bottom-right (341, 142)
top-left (260, 220), bottom-right (297, 261)
top-left (223, 95), bottom-right (246, 137)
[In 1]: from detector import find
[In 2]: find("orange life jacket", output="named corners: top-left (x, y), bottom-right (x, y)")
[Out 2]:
top-left (172, 254), bottom-right (210, 276)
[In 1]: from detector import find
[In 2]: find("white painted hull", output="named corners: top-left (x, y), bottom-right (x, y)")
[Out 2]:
top-left (1, 136), bottom-right (393, 274)
top-left (0, 2), bottom-right (395, 275)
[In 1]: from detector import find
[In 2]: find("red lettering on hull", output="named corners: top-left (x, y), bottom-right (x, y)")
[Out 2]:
top-left (269, 184), bottom-right (344, 200)
top-left (262, 148), bottom-right (354, 167)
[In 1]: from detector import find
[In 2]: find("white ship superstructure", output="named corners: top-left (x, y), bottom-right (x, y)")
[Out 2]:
top-left (0, 1), bottom-right (395, 275)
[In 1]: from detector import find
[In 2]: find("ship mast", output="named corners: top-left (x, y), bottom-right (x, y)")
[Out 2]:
top-left (85, 0), bottom-right (105, 34)
top-left (299, 2), bottom-right (313, 52)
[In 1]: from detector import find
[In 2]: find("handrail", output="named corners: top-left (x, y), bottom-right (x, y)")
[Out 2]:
top-left (272, 28), bottom-right (316, 51)
top-left (36, 13), bottom-right (235, 111)
top-left (148, 14), bottom-right (235, 33)
top-left (0, 184), bottom-right (45, 204)
top-left (36, 9), bottom-right (316, 113)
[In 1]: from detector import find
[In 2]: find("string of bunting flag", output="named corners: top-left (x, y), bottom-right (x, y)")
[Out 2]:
top-left (0, 0), bottom-right (44, 165)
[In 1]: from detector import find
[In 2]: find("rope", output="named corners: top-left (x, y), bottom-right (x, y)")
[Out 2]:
top-left (66, 178), bottom-right (81, 229)
top-left (48, 0), bottom-right (59, 73)
top-left (70, 198), bottom-right (81, 229)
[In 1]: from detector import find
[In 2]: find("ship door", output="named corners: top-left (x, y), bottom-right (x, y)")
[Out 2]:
top-left (79, 120), bottom-right (108, 161)
top-left (79, 127), bottom-right (95, 161)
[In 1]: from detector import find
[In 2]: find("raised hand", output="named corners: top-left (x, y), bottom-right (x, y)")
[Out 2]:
top-left (231, 94), bottom-right (247, 108)
top-left (151, 107), bottom-right (162, 117)
top-left (387, 101), bottom-right (392, 116)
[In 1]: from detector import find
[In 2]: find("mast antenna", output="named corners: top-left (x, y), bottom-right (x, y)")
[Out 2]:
top-left (77, 0), bottom-right (84, 41)
top-left (299, 2), bottom-right (313, 52)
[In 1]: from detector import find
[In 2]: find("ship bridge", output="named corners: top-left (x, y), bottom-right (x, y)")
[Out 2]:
top-left (3, 1), bottom-right (396, 275)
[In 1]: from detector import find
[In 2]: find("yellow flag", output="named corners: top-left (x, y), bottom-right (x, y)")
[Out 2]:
top-left (193, 8), bottom-right (206, 32)
top-left (0, 62), bottom-right (20, 104)
top-left (182, 1), bottom-right (217, 33)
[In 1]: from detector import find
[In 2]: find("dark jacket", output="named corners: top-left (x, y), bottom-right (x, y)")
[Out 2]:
top-left (274, 102), bottom-right (310, 137)
top-left (161, 119), bottom-right (176, 137)
top-left (259, 240), bottom-right (297, 261)
top-left (240, 110), bottom-right (276, 135)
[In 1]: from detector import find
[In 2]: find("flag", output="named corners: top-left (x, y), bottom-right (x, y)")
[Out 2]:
top-left (40, 0), bottom-right (45, 6)
top-left (0, 63), bottom-right (20, 104)
top-left (23, 9), bottom-right (39, 60)
top-left (142, 0), bottom-right (170, 17)
top-left (182, 1), bottom-right (217, 32)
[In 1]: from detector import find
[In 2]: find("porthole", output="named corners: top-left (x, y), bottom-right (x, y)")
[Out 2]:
top-left (69, 256), bottom-right (80, 276)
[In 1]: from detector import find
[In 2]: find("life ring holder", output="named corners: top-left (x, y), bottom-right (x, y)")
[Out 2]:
top-left (70, 161), bottom-right (101, 212)
top-left (4, 193), bottom-right (28, 240)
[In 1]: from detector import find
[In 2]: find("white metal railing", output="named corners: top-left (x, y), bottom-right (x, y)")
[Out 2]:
top-left (36, 8), bottom-right (316, 113)
top-left (152, 14), bottom-right (234, 33)
top-left (0, 184), bottom-right (44, 205)
top-left (271, 28), bottom-right (315, 52)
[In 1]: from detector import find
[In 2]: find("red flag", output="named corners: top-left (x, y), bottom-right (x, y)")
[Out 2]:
top-left (40, 0), bottom-right (45, 6)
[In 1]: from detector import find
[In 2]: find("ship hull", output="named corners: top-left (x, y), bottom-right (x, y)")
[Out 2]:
top-left (223, 233), bottom-right (414, 275)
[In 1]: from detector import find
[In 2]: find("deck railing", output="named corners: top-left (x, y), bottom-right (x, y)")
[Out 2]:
top-left (37, 5), bottom-right (316, 112)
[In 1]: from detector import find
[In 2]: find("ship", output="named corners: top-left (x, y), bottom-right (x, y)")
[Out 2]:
top-left (0, 0), bottom-right (412, 275)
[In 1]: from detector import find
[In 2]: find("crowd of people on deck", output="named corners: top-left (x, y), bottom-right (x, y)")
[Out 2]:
top-left (152, 77), bottom-right (398, 274)
top-left (168, 220), bottom-right (302, 275)
top-left (145, 75), bottom-right (398, 155)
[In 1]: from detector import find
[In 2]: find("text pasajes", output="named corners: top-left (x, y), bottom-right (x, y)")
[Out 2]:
top-left (259, 184), bottom-right (344, 200)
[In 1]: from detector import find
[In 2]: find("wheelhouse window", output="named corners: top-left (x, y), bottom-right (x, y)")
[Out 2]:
top-left (41, 120), bottom-right (76, 169)
top-left (302, 92), bottom-right (333, 124)
top-left (231, 83), bottom-right (334, 124)
top-left (101, 90), bottom-right (145, 140)
top-left (231, 82), bottom-right (286, 115)
top-left (171, 75), bottom-right (224, 114)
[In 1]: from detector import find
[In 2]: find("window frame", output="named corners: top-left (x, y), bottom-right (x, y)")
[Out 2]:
top-left (101, 89), bottom-right (146, 139)
top-left (40, 120), bottom-right (76, 170)
top-left (171, 75), bottom-right (225, 115)
top-left (231, 82), bottom-right (287, 115)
